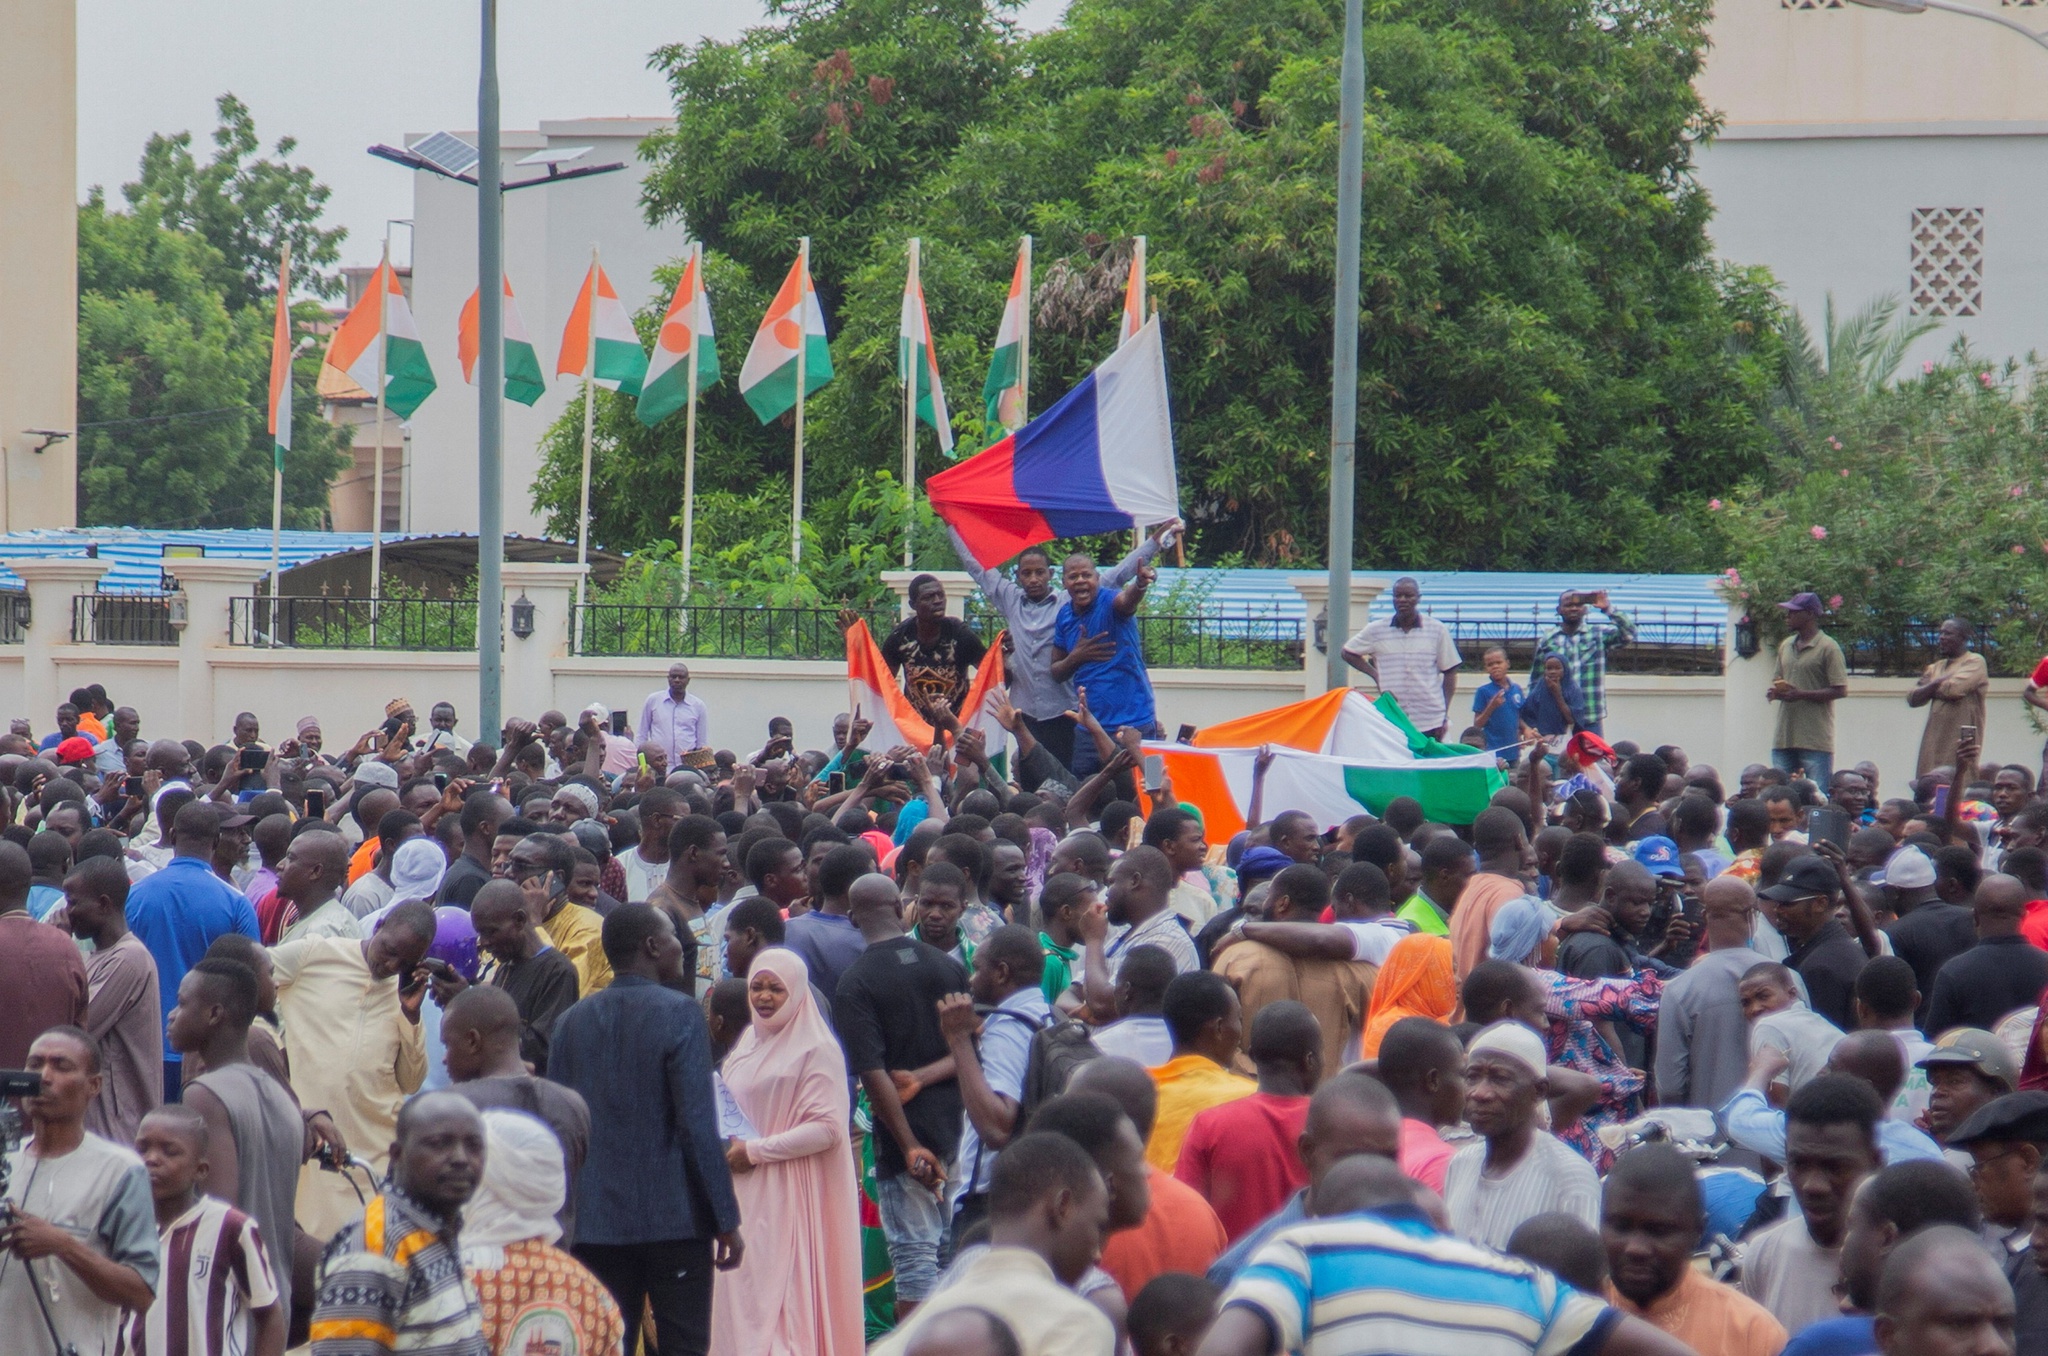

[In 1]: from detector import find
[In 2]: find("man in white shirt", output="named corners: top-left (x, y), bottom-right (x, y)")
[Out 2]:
top-left (1090, 945), bottom-right (1177, 1068)
top-left (1442, 1021), bottom-right (1601, 1249)
top-left (636, 663), bottom-right (711, 765)
top-left (1340, 576), bottom-right (1462, 738)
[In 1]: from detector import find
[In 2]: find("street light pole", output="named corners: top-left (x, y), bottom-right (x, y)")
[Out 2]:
top-left (1326, 0), bottom-right (1366, 690)
top-left (1847, 0), bottom-right (2048, 51)
top-left (477, 0), bottom-right (505, 740)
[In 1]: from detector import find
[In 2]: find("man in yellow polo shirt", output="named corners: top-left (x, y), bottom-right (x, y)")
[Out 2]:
top-left (1146, 971), bottom-right (1253, 1171)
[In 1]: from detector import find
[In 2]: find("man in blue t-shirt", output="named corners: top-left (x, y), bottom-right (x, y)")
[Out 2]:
top-left (1051, 551), bottom-right (1158, 777)
top-left (1471, 646), bottom-right (1527, 760)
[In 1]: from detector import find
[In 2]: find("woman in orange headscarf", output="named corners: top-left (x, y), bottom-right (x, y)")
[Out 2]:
top-left (1357, 933), bottom-right (1456, 1060)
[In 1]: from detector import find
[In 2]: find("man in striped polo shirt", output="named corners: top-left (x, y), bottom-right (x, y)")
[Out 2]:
top-left (129, 1105), bottom-right (284, 1356)
top-left (309, 1092), bottom-right (489, 1356)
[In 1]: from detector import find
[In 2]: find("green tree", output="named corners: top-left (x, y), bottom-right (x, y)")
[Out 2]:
top-left (540, 0), bottom-right (1779, 577)
top-left (124, 93), bottom-right (348, 309)
top-left (77, 100), bottom-right (349, 529)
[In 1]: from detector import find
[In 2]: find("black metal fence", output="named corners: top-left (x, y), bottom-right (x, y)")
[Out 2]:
top-left (1405, 605), bottom-right (1726, 676)
top-left (573, 605), bottom-right (901, 660)
top-left (72, 593), bottom-right (178, 646)
top-left (228, 596), bottom-right (478, 650)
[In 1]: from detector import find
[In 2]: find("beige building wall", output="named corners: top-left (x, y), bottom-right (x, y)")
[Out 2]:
top-left (0, 0), bottom-right (79, 529)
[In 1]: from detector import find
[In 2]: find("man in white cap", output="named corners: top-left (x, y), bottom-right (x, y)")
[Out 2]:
top-left (1881, 846), bottom-right (1978, 1028)
top-left (1441, 1020), bottom-right (1602, 1250)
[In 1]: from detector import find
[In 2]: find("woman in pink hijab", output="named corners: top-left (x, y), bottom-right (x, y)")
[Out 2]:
top-left (708, 948), bottom-right (864, 1355)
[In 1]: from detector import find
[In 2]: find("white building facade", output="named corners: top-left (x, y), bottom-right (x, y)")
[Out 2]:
top-left (400, 117), bottom-right (683, 537)
top-left (1693, 0), bottom-right (2048, 367)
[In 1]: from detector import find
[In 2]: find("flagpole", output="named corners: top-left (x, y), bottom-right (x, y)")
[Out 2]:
top-left (680, 241), bottom-right (701, 596)
top-left (792, 235), bottom-right (809, 566)
top-left (370, 236), bottom-right (390, 644)
top-left (1327, 0), bottom-right (1365, 690)
top-left (903, 236), bottom-right (919, 571)
top-left (270, 242), bottom-right (290, 649)
top-left (1018, 234), bottom-right (1032, 426)
top-left (575, 245), bottom-right (597, 652)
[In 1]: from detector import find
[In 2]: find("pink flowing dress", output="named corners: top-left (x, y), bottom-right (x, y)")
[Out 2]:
top-left (708, 949), bottom-right (865, 1356)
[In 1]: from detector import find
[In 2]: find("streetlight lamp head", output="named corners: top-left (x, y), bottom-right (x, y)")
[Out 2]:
top-left (1847, 0), bottom-right (1930, 13)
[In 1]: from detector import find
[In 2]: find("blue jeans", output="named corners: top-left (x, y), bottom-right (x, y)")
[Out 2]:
top-left (1772, 747), bottom-right (1833, 786)
top-left (875, 1171), bottom-right (953, 1301)
top-left (1070, 719), bottom-right (1162, 778)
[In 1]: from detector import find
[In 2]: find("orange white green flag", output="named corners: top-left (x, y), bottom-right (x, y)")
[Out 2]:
top-left (898, 242), bottom-right (952, 452)
top-left (1119, 236), bottom-right (1147, 348)
top-left (266, 251), bottom-right (293, 471)
top-left (324, 260), bottom-right (436, 418)
top-left (739, 242), bottom-right (833, 424)
top-left (981, 237), bottom-right (1029, 435)
top-left (458, 274), bottom-right (546, 406)
top-left (556, 260), bottom-right (648, 397)
top-left (638, 242), bottom-right (720, 427)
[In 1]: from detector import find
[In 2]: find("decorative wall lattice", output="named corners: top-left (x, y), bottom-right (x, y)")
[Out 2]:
top-left (1779, 0), bottom-right (1843, 10)
top-left (1910, 207), bottom-right (1984, 317)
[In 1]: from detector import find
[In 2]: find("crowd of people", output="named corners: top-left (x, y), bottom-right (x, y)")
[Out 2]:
top-left (5, 556), bottom-right (2048, 1356)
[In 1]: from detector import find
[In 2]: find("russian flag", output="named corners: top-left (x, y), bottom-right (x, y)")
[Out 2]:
top-left (929, 315), bottom-right (1180, 568)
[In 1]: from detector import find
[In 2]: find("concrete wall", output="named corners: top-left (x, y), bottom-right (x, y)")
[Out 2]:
top-left (403, 119), bottom-right (685, 539)
top-left (0, 0), bottom-right (79, 529)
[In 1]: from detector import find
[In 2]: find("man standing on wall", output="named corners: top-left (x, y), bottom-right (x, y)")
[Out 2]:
top-left (1340, 577), bottom-right (1461, 739)
top-left (1768, 592), bottom-right (1848, 787)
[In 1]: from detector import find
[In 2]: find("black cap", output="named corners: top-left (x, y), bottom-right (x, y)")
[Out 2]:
top-left (1758, 855), bottom-right (1840, 903)
top-left (1947, 1091), bottom-right (2048, 1147)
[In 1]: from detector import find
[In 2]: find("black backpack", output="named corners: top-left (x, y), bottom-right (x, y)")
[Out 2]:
top-left (985, 1008), bottom-right (1104, 1124)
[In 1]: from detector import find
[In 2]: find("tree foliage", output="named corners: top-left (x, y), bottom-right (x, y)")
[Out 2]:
top-left (537, 0), bottom-right (1780, 577)
top-left (77, 99), bottom-right (348, 528)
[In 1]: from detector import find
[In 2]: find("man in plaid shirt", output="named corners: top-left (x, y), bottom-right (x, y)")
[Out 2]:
top-left (1535, 590), bottom-right (1634, 735)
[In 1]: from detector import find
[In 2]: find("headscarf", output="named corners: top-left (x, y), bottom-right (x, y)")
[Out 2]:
top-left (1025, 826), bottom-right (1058, 899)
top-left (389, 837), bottom-right (447, 905)
top-left (459, 1109), bottom-right (565, 1271)
top-left (1488, 895), bottom-right (1556, 965)
top-left (1358, 934), bottom-right (1455, 1060)
top-left (722, 950), bottom-right (850, 1141)
top-left (1236, 846), bottom-right (1293, 891)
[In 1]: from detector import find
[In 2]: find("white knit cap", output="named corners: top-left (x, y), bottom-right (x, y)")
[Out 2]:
top-left (1466, 1020), bottom-right (1549, 1081)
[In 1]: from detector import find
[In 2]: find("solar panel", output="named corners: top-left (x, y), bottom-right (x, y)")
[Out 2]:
top-left (410, 131), bottom-right (480, 178)
top-left (516, 146), bottom-right (591, 167)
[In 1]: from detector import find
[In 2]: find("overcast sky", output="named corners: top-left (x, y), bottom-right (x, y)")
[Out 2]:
top-left (77, 0), bottom-right (1068, 273)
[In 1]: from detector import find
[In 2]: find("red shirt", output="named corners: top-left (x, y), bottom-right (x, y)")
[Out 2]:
top-left (1172, 1091), bottom-right (1310, 1242)
top-left (1399, 1116), bottom-right (1455, 1195)
top-left (1098, 1167), bottom-right (1230, 1301)
top-left (2022, 900), bottom-right (2048, 953)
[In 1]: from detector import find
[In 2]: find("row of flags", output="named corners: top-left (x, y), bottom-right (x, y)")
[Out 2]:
top-left (302, 235), bottom-right (1150, 446)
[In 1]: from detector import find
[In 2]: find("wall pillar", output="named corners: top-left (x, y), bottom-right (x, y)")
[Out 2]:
top-left (1721, 600), bottom-right (1776, 780)
top-left (5, 557), bottom-right (107, 728)
top-left (882, 569), bottom-right (976, 620)
top-left (504, 562), bottom-right (584, 729)
top-left (1288, 575), bottom-right (1391, 697)
top-left (164, 560), bottom-right (270, 739)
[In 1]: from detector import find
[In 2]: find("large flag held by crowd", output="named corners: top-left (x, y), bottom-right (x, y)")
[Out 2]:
top-left (844, 617), bottom-right (1008, 753)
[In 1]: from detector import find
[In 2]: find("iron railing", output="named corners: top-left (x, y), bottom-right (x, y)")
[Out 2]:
top-left (228, 596), bottom-right (478, 650)
top-left (1841, 622), bottom-right (2045, 678)
top-left (1391, 604), bottom-right (1727, 676)
top-left (72, 593), bottom-right (177, 646)
top-left (0, 592), bottom-right (28, 643)
top-left (573, 605), bottom-right (900, 660)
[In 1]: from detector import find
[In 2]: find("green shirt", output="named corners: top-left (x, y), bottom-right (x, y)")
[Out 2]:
top-left (1039, 932), bottom-right (1078, 1007)
top-left (1396, 892), bottom-right (1450, 936)
top-left (1773, 630), bottom-right (1848, 753)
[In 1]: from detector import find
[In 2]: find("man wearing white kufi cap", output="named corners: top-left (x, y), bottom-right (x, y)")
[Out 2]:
top-left (1442, 1021), bottom-right (1602, 1250)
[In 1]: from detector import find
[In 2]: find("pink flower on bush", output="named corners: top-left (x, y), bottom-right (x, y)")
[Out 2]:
top-left (1923, 361), bottom-right (1935, 374)
top-left (1810, 525), bottom-right (1828, 540)
top-left (2017, 546), bottom-right (2029, 556)
top-left (1708, 498), bottom-right (1723, 511)
top-left (1828, 595), bottom-right (1843, 609)
top-left (1838, 468), bottom-right (1849, 478)
top-left (1827, 437), bottom-right (1842, 450)
top-left (1982, 371), bottom-right (1997, 388)
top-left (2012, 485), bottom-right (2027, 499)
top-left (1723, 568), bottom-right (1741, 583)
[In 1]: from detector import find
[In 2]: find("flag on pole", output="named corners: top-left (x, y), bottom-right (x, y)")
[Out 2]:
top-left (844, 617), bottom-right (1008, 754)
top-left (266, 255), bottom-right (293, 472)
top-left (639, 245), bottom-right (720, 427)
top-left (982, 240), bottom-right (1030, 435)
top-left (928, 315), bottom-right (1179, 568)
top-left (1145, 688), bottom-right (1506, 836)
top-left (324, 260), bottom-right (436, 418)
top-left (898, 251), bottom-right (952, 453)
top-left (1119, 236), bottom-right (1146, 347)
top-left (739, 248), bottom-right (833, 424)
top-left (556, 261), bottom-right (649, 397)
top-left (458, 274), bottom-right (546, 407)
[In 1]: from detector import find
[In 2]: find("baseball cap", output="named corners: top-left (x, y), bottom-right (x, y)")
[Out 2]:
top-left (1630, 836), bottom-right (1685, 880)
top-left (1946, 1091), bottom-right (2048, 1147)
top-left (1917, 1028), bottom-right (2020, 1091)
top-left (1872, 846), bottom-right (1935, 890)
top-left (1757, 855), bottom-right (1840, 903)
top-left (1777, 591), bottom-right (1824, 614)
top-left (53, 735), bottom-right (97, 766)
top-left (218, 812), bottom-right (257, 830)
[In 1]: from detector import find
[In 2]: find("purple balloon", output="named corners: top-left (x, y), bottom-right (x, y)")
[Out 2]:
top-left (429, 906), bottom-right (480, 981)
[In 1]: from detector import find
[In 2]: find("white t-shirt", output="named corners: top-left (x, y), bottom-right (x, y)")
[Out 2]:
top-left (615, 846), bottom-right (669, 903)
top-left (1341, 916), bottom-right (1417, 966)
